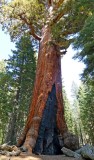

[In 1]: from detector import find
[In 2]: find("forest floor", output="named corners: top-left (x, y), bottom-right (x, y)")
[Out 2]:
top-left (0, 154), bottom-right (79, 160)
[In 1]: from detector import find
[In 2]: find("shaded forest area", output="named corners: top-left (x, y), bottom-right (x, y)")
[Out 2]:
top-left (0, 0), bottom-right (94, 155)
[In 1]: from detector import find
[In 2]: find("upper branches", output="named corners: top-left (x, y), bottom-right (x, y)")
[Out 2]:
top-left (50, 0), bottom-right (71, 26)
top-left (0, 0), bottom-right (44, 41)
top-left (51, 10), bottom-right (65, 25)
top-left (54, 0), bottom-right (65, 9)
top-left (1, 0), bottom-right (91, 44)
top-left (18, 14), bottom-right (41, 41)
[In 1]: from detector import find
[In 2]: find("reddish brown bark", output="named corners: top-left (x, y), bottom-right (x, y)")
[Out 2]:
top-left (17, 25), bottom-right (67, 153)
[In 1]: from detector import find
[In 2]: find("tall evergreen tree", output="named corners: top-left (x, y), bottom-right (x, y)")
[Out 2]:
top-left (73, 10), bottom-right (94, 144)
top-left (0, 35), bottom-right (36, 144)
top-left (0, 60), bottom-right (12, 143)
top-left (73, 12), bottom-right (94, 83)
top-left (78, 83), bottom-right (94, 145)
top-left (71, 82), bottom-right (84, 145)
top-left (63, 87), bottom-right (73, 133)
top-left (5, 35), bottom-right (36, 144)
top-left (0, 0), bottom-right (94, 154)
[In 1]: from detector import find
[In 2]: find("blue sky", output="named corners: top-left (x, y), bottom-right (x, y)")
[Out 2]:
top-left (0, 29), bottom-right (15, 59)
top-left (61, 46), bottom-right (85, 99)
top-left (0, 28), bottom-right (85, 100)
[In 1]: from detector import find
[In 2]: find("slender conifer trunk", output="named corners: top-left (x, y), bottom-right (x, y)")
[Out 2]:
top-left (17, 25), bottom-right (67, 154)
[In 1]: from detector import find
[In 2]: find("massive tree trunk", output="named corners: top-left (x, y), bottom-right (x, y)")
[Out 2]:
top-left (17, 25), bottom-right (67, 155)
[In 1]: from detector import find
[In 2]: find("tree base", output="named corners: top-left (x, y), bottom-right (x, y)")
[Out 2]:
top-left (33, 84), bottom-right (62, 155)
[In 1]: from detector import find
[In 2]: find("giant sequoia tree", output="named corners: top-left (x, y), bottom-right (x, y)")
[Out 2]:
top-left (0, 0), bottom-right (94, 155)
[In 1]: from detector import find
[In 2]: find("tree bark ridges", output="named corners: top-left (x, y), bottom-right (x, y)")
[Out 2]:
top-left (17, 25), bottom-right (67, 154)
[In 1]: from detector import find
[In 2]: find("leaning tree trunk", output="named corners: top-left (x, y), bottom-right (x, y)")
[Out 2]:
top-left (17, 25), bottom-right (67, 155)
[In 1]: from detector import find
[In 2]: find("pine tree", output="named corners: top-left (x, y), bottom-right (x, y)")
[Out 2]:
top-left (0, 60), bottom-right (12, 143)
top-left (73, 12), bottom-right (94, 83)
top-left (63, 87), bottom-right (73, 133)
top-left (78, 83), bottom-right (94, 145)
top-left (5, 34), bottom-right (36, 144)
top-left (71, 82), bottom-right (84, 145)
top-left (0, 35), bottom-right (36, 144)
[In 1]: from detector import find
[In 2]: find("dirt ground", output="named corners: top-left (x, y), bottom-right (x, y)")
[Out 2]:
top-left (0, 154), bottom-right (78, 160)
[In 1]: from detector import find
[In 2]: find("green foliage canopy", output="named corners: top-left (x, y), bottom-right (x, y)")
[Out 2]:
top-left (73, 11), bottom-right (94, 82)
top-left (0, 0), bottom-right (94, 48)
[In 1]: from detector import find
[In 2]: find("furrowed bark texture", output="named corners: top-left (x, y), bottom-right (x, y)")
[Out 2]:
top-left (17, 25), bottom-right (67, 154)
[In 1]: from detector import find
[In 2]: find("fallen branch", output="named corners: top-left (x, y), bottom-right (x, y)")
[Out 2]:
top-left (0, 144), bottom-right (21, 156)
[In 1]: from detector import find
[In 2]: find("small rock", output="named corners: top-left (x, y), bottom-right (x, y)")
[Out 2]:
top-left (61, 147), bottom-right (81, 158)
top-left (78, 144), bottom-right (94, 160)
top-left (63, 132), bottom-right (79, 151)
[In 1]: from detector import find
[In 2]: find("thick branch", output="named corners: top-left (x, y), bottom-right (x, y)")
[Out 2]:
top-left (51, 0), bottom-right (70, 25)
top-left (19, 14), bottom-right (41, 41)
top-left (29, 25), bottom-right (41, 41)
top-left (51, 0), bottom-right (71, 26)
top-left (53, 39), bottom-right (72, 48)
top-left (54, 0), bottom-right (64, 9)
top-left (51, 9), bottom-right (65, 25)
top-left (52, 11), bottom-right (65, 24)
top-left (62, 29), bottom-right (78, 37)
top-left (48, 0), bottom-right (52, 6)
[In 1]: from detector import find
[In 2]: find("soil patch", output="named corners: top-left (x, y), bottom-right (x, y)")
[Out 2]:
top-left (0, 154), bottom-right (78, 160)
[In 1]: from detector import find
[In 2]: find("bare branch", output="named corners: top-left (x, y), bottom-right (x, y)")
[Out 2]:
top-left (19, 14), bottom-right (41, 41)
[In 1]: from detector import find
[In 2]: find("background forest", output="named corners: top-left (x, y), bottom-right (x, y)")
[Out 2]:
top-left (0, 0), bottom-right (94, 147)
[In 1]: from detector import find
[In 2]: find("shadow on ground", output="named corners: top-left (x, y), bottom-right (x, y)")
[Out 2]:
top-left (0, 154), bottom-right (79, 160)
